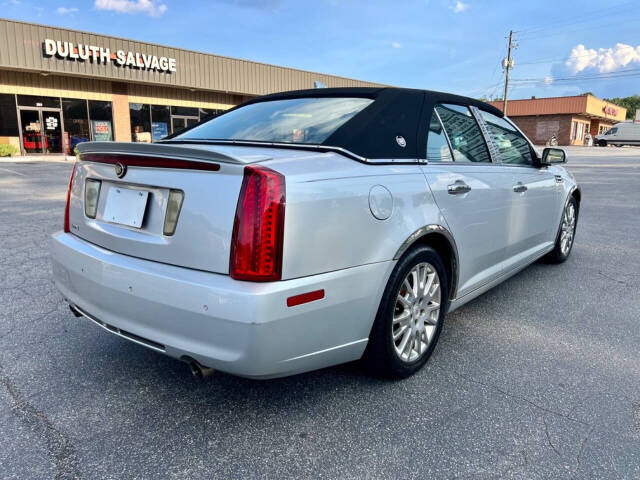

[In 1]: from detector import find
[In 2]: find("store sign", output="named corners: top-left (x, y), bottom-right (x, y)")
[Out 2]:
top-left (602, 105), bottom-right (619, 116)
top-left (91, 120), bottom-right (113, 141)
top-left (43, 39), bottom-right (177, 73)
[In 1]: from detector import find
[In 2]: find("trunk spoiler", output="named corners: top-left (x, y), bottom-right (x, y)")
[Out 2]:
top-left (76, 142), bottom-right (272, 165)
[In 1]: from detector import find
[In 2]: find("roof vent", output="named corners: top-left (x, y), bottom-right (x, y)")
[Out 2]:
top-left (531, 96), bottom-right (536, 99)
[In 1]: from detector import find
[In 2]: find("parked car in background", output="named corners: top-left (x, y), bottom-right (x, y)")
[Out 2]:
top-left (595, 121), bottom-right (640, 147)
top-left (51, 87), bottom-right (581, 380)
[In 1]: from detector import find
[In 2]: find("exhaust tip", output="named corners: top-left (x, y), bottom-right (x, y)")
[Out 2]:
top-left (184, 358), bottom-right (215, 378)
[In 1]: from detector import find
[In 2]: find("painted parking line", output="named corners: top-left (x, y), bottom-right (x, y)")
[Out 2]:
top-left (0, 167), bottom-right (26, 176)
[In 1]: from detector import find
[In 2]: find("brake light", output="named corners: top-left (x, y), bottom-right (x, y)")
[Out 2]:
top-left (230, 165), bottom-right (285, 282)
top-left (64, 162), bottom-right (77, 233)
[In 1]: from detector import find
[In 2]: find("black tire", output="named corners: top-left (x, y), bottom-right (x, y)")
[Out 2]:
top-left (542, 196), bottom-right (578, 264)
top-left (362, 245), bottom-right (449, 379)
top-left (598, 139), bottom-right (607, 147)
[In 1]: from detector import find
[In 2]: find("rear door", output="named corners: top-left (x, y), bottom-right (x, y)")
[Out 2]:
top-left (421, 103), bottom-right (515, 298)
top-left (477, 110), bottom-right (559, 267)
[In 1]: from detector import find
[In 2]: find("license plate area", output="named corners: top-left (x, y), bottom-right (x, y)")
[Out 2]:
top-left (103, 187), bottom-right (149, 228)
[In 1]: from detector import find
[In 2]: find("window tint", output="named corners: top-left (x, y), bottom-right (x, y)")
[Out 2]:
top-left (435, 104), bottom-right (491, 163)
top-left (426, 112), bottom-right (453, 162)
top-left (479, 110), bottom-right (533, 166)
top-left (178, 97), bottom-right (373, 144)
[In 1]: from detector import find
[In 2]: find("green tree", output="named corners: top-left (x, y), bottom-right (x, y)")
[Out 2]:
top-left (604, 94), bottom-right (640, 119)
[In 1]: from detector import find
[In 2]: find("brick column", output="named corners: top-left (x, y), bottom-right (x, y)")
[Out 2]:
top-left (111, 82), bottom-right (131, 142)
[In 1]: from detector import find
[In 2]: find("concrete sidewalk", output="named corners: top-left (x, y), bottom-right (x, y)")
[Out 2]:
top-left (0, 155), bottom-right (75, 163)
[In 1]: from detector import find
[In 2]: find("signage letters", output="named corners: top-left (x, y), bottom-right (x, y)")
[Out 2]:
top-left (43, 38), bottom-right (177, 73)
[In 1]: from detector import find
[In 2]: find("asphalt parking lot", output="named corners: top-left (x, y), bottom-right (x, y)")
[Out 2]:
top-left (1, 147), bottom-right (639, 479)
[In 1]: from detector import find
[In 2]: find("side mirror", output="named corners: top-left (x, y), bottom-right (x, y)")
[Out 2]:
top-left (541, 147), bottom-right (567, 166)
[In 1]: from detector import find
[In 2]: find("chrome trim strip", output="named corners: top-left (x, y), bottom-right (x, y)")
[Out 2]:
top-left (393, 224), bottom-right (460, 299)
top-left (469, 105), bottom-right (501, 163)
top-left (70, 304), bottom-right (166, 353)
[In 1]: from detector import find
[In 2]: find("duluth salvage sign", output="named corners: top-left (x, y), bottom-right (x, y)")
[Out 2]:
top-left (42, 39), bottom-right (177, 73)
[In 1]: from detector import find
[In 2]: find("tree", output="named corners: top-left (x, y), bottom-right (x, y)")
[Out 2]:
top-left (604, 95), bottom-right (640, 119)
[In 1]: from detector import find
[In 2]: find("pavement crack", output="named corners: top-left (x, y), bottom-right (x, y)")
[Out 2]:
top-left (542, 415), bottom-right (563, 457)
top-left (0, 363), bottom-right (81, 479)
top-left (443, 366), bottom-right (590, 427)
top-left (572, 425), bottom-right (595, 479)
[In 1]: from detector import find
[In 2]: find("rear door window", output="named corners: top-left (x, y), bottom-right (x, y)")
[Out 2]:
top-left (426, 111), bottom-right (453, 162)
top-left (435, 104), bottom-right (491, 163)
top-left (479, 110), bottom-right (533, 166)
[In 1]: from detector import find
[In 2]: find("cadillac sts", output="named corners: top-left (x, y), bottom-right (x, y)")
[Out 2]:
top-left (51, 88), bottom-right (580, 379)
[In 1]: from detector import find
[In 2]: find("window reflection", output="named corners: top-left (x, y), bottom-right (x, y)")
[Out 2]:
top-left (435, 104), bottom-right (491, 163)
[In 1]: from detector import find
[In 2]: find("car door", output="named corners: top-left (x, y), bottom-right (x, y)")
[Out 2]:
top-left (421, 103), bottom-right (515, 298)
top-left (477, 110), bottom-right (560, 269)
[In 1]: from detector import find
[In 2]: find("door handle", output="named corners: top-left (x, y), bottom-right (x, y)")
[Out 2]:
top-left (447, 182), bottom-right (471, 195)
top-left (513, 183), bottom-right (528, 193)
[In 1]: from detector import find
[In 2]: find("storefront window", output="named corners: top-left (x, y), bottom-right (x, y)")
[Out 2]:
top-left (17, 95), bottom-right (60, 109)
top-left (171, 106), bottom-right (199, 117)
top-left (0, 94), bottom-right (18, 136)
top-left (130, 103), bottom-right (152, 143)
top-left (89, 101), bottom-right (113, 141)
top-left (199, 108), bottom-right (225, 121)
top-left (62, 98), bottom-right (90, 153)
top-left (151, 105), bottom-right (170, 141)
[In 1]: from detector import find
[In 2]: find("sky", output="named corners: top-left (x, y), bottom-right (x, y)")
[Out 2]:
top-left (2, 0), bottom-right (640, 100)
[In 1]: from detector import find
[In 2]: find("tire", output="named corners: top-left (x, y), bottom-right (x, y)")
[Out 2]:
top-left (362, 245), bottom-right (449, 378)
top-left (598, 139), bottom-right (607, 147)
top-left (543, 196), bottom-right (578, 264)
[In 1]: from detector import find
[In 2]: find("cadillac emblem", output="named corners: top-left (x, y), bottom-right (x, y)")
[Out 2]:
top-left (114, 162), bottom-right (127, 178)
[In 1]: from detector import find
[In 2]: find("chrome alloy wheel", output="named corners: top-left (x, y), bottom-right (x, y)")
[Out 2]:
top-left (392, 262), bottom-right (441, 363)
top-left (560, 202), bottom-right (576, 256)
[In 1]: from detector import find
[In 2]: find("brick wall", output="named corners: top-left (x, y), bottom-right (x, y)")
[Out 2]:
top-left (509, 114), bottom-right (573, 145)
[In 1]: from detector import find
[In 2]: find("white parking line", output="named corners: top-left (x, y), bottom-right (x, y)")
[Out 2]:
top-left (0, 167), bottom-right (26, 176)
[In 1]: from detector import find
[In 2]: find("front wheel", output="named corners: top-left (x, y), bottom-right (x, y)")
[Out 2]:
top-left (598, 139), bottom-right (607, 147)
top-left (363, 246), bottom-right (448, 378)
top-left (543, 196), bottom-right (578, 264)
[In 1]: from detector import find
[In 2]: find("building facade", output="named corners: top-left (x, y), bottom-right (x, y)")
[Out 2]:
top-left (0, 18), bottom-right (383, 155)
top-left (489, 95), bottom-right (627, 146)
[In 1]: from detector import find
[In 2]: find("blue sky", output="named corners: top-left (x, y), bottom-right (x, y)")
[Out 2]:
top-left (2, 0), bottom-right (640, 99)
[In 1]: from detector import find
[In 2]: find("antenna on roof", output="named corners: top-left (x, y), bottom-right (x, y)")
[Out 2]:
top-left (314, 81), bottom-right (327, 89)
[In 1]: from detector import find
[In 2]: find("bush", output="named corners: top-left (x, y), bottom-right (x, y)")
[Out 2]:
top-left (0, 144), bottom-right (18, 157)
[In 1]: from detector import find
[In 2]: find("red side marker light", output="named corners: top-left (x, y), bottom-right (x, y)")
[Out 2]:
top-left (287, 289), bottom-right (325, 307)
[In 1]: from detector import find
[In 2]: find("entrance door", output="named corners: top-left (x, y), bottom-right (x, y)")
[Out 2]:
top-left (171, 116), bottom-right (199, 134)
top-left (19, 108), bottom-right (64, 154)
top-left (42, 111), bottom-right (63, 154)
top-left (20, 110), bottom-right (44, 154)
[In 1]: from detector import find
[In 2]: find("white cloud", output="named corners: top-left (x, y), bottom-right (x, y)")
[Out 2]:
top-left (57, 6), bottom-right (78, 14)
top-left (94, 0), bottom-right (167, 17)
top-left (451, 1), bottom-right (468, 13)
top-left (391, 41), bottom-right (401, 49)
top-left (566, 43), bottom-right (640, 74)
top-left (544, 76), bottom-right (553, 85)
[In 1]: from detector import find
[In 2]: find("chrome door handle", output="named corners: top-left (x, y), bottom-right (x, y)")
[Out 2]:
top-left (513, 183), bottom-right (528, 193)
top-left (447, 182), bottom-right (471, 195)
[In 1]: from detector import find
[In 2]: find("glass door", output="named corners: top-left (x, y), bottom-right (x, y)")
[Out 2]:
top-left (19, 108), bottom-right (64, 154)
top-left (42, 110), bottom-right (63, 154)
top-left (20, 109), bottom-right (44, 154)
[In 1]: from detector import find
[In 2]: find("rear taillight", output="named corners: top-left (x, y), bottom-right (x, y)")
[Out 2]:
top-left (64, 162), bottom-right (77, 233)
top-left (230, 165), bottom-right (285, 282)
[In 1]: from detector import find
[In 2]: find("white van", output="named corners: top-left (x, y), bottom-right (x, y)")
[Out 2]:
top-left (595, 122), bottom-right (640, 146)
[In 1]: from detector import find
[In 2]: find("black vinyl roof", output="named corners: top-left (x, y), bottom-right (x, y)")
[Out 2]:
top-left (241, 87), bottom-right (504, 160)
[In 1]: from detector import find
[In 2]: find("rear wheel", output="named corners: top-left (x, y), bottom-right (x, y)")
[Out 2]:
top-left (543, 196), bottom-right (578, 264)
top-left (363, 246), bottom-right (448, 378)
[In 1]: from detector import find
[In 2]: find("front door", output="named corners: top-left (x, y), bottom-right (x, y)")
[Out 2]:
top-left (19, 108), bottom-right (64, 155)
top-left (475, 109), bottom-right (559, 267)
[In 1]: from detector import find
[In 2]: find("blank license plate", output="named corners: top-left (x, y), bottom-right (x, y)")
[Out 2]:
top-left (103, 187), bottom-right (149, 228)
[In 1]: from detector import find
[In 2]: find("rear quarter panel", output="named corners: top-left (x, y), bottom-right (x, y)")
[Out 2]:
top-left (265, 153), bottom-right (447, 280)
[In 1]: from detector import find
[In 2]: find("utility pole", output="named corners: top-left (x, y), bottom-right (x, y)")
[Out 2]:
top-left (502, 30), bottom-right (515, 116)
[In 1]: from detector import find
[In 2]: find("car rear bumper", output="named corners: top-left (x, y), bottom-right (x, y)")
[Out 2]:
top-left (51, 232), bottom-right (393, 378)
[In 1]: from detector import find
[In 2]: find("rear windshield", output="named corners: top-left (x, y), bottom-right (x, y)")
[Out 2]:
top-left (175, 97), bottom-right (373, 144)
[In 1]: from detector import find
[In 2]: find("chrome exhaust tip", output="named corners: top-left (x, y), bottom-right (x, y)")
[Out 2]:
top-left (186, 359), bottom-right (215, 378)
